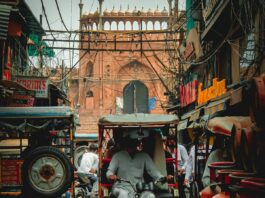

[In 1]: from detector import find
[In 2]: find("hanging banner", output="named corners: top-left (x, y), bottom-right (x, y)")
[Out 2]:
top-left (180, 80), bottom-right (198, 107)
top-left (16, 77), bottom-right (48, 98)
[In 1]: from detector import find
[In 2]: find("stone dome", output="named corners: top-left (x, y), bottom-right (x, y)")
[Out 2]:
top-left (111, 6), bottom-right (118, 16)
top-left (140, 6), bottom-right (147, 16)
top-left (82, 11), bottom-right (89, 18)
top-left (132, 6), bottom-right (138, 16)
top-left (118, 5), bottom-right (124, 16)
top-left (94, 8), bottom-right (99, 15)
top-left (125, 5), bottom-right (132, 16)
top-left (147, 8), bottom-right (154, 16)
top-left (154, 5), bottom-right (161, 15)
top-left (103, 8), bottom-right (110, 16)
top-left (161, 6), bottom-right (168, 16)
top-left (88, 12), bottom-right (93, 17)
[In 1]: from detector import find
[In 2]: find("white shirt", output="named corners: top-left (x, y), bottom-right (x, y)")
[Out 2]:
top-left (78, 152), bottom-right (98, 175)
top-left (178, 144), bottom-right (189, 170)
top-left (184, 144), bottom-right (213, 181)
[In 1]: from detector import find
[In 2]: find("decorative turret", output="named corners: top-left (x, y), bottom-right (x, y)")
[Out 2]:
top-left (161, 6), bottom-right (168, 16)
top-left (147, 8), bottom-right (154, 16)
top-left (154, 5), bottom-right (161, 16)
top-left (118, 5), bottom-right (124, 16)
top-left (82, 11), bottom-right (89, 18)
top-left (94, 8), bottom-right (99, 16)
top-left (111, 6), bottom-right (118, 16)
top-left (88, 11), bottom-right (93, 17)
top-left (125, 5), bottom-right (132, 16)
top-left (132, 6), bottom-right (138, 16)
top-left (140, 6), bottom-right (147, 16)
top-left (103, 8), bottom-right (110, 16)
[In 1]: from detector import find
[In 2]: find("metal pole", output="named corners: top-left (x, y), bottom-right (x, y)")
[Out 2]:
top-left (79, 0), bottom-right (84, 31)
top-left (98, 0), bottom-right (104, 30)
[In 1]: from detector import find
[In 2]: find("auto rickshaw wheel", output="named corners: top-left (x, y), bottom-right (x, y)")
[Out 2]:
top-left (22, 146), bottom-right (73, 197)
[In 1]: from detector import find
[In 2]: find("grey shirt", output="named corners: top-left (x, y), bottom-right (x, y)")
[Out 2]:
top-left (106, 150), bottom-right (163, 189)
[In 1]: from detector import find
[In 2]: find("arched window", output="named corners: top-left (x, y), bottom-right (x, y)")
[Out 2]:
top-left (86, 90), bottom-right (93, 97)
top-left (85, 90), bottom-right (94, 109)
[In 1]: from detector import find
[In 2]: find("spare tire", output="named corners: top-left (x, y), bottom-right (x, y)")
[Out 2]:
top-left (74, 145), bottom-right (89, 170)
top-left (22, 146), bottom-right (73, 197)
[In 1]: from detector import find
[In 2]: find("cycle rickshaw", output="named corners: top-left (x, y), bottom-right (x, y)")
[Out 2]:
top-left (97, 113), bottom-right (180, 198)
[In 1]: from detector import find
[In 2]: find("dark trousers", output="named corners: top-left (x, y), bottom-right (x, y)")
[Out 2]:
top-left (178, 173), bottom-right (186, 198)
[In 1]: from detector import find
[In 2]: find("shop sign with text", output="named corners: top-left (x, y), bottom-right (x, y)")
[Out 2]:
top-left (180, 80), bottom-right (198, 107)
top-left (16, 77), bottom-right (48, 98)
top-left (198, 78), bottom-right (226, 105)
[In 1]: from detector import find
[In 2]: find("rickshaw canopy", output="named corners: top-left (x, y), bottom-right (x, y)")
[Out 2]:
top-left (0, 106), bottom-right (73, 119)
top-left (74, 133), bottom-right (98, 140)
top-left (98, 113), bottom-right (179, 127)
top-left (0, 106), bottom-right (74, 134)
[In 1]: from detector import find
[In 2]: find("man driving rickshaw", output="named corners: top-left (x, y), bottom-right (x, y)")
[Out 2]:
top-left (97, 113), bottom-right (180, 198)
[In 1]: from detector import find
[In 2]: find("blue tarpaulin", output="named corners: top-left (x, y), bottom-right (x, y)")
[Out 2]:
top-left (148, 97), bottom-right (157, 111)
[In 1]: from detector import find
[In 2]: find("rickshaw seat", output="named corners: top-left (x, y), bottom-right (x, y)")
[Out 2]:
top-left (212, 193), bottom-right (230, 198)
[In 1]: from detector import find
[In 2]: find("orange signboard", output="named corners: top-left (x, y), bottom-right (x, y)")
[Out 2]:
top-left (198, 78), bottom-right (226, 105)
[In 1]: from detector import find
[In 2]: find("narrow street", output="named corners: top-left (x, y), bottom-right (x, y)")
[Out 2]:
top-left (0, 0), bottom-right (265, 197)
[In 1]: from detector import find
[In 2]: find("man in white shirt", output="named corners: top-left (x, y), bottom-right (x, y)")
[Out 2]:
top-left (183, 140), bottom-right (210, 185)
top-left (77, 143), bottom-right (98, 189)
top-left (164, 135), bottom-right (188, 198)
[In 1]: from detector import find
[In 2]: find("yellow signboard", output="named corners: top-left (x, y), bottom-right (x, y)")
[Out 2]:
top-left (198, 78), bottom-right (226, 105)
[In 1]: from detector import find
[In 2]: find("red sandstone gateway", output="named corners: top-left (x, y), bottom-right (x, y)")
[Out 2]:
top-left (97, 113), bottom-right (180, 198)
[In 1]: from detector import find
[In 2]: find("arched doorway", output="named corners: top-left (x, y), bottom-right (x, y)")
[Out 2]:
top-left (123, 80), bottom-right (148, 113)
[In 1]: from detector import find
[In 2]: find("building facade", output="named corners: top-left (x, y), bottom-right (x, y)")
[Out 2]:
top-left (69, 5), bottom-right (182, 133)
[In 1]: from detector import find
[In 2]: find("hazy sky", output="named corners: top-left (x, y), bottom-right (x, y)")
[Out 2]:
top-left (25, 0), bottom-right (186, 67)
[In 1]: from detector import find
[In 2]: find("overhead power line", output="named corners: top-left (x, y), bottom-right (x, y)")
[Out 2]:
top-left (55, 0), bottom-right (70, 32)
top-left (40, 0), bottom-right (56, 40)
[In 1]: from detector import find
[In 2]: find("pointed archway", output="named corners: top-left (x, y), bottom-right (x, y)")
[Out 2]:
top-left (123, 80), bottom-right (148, 114)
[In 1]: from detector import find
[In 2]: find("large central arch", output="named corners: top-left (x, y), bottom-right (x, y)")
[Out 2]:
top-left (123, 80), bottom-right (148, 114)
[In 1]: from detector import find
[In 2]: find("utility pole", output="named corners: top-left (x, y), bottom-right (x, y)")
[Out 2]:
top-left (39, 14), bottom-right (43, 72)
top-left (79, 0), bottom-right (83, 31)
top-left (79, 0), bottom-right (84, 49)
top-left (98, 0), bottom-right (104, 31)
top-left (78, 0), bottom-right (84, 108)
top-left (98, 0), bottom-right (104, 108)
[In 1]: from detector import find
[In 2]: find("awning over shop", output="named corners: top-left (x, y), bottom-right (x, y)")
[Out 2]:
top-left (17, 1), bottom-right (45, 35)
top-left (204, 97), bottom-right (230, 115)
top-left (0, 1), bottom-right (44, 40)
top-left (74, 133), bottom-right (98, 141)
top-left (181, 107), bottom-right (204, 121)
top-left (177, 119), bottom-right (188, 131)
top-left (0, 4), bottom-right (12, 40)
top-left (206, 116), bottom-right (252, 136)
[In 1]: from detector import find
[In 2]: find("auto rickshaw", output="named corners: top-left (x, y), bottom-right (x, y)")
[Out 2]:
top-left (0, 106), bottom-right (75, 198)
top-left (97, 113), bottom-right (179, 198)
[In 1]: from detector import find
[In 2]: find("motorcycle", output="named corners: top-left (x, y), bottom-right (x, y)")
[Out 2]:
top-left (74, 172), bottom-right (98, 198)
top-left (110, 177), bottom-right (172, 198)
